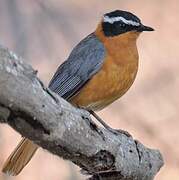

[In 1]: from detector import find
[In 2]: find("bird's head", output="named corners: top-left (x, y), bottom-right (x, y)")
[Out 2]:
top-left (102, 10), bottom-right (154, 37)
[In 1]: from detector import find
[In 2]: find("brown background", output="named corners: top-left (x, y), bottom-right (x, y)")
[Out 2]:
top-left (0, 0), bottom-right (178, 179)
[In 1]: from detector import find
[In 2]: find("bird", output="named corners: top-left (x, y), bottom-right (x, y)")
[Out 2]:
top-left (2, 10), bottom-right (154, 176)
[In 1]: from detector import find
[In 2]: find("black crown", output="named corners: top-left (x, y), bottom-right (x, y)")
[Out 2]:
top-left (102, 10), bottom-right (141, 37)
top-left (104, 10), bottom-right (141, 24)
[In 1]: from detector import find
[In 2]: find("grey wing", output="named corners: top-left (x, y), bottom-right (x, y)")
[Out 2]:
top-left (48, 33), bottom-right (106, 100)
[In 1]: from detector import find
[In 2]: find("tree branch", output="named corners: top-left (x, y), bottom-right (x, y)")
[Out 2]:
top-left (0, 45), bottom-right (164, 180)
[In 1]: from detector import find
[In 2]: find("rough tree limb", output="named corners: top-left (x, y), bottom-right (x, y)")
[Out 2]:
top-left (0, 45), bottom-right (163, 180)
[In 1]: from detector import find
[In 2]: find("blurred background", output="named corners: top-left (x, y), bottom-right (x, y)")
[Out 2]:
top-left (0, 0), bottom-right (178, 179)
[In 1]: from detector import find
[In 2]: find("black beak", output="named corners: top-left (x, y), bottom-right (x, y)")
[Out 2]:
top-left (137, 24), bottom-right (154, 32)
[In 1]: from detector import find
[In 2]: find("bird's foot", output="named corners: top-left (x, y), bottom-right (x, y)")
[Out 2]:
top-left (81, 112), bottom-right (105, 141)
top-left (88, 110), bottom-right (132, 137)
top-left (107, 127), bottom-right (132, 137)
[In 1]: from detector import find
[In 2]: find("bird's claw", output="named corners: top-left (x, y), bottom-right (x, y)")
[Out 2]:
top-left (108, 127), bottom-right (132, 137)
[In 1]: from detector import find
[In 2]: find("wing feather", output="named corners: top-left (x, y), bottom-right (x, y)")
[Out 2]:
top-left (48, 33), bottom-right (105, 100)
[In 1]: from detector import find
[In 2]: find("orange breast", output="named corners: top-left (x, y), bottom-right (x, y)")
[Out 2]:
top-left (70, 25), bottom-right (139, 111)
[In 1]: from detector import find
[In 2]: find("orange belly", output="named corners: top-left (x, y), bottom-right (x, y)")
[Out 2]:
top-left (70, 55), bottom-right (138, 111)
top-left (70, 27), bottom-right (139, 111)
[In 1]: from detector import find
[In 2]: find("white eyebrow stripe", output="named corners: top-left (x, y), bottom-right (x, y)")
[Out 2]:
top-left (103, 15), bottom-right (140, 26)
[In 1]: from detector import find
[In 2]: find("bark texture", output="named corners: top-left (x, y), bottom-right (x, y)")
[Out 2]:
top-left (0, 45), bottom-right (164, 179)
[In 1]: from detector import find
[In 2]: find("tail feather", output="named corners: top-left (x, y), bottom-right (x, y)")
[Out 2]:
top-left (2, 138), bottom-right (38, 176)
